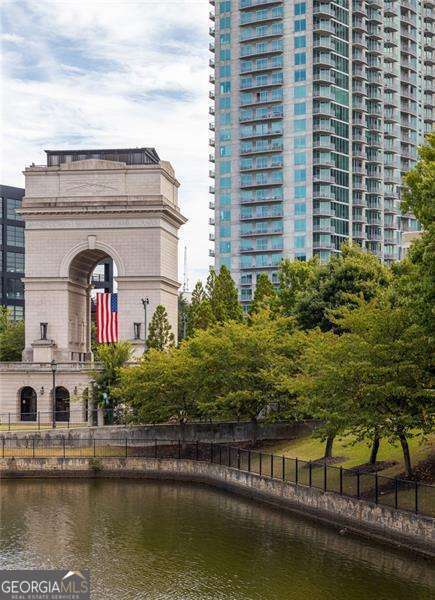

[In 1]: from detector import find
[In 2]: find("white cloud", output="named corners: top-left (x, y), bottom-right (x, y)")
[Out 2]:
top-left (0, 0), bottom-right (212, 284)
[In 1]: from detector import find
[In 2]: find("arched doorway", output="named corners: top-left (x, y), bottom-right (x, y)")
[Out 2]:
top-left (20, 387), bottom-right (37, 421)
top-left (55, 387), bottom-right (70, 422)
top-left (67, 249), bottom-right (118, 361)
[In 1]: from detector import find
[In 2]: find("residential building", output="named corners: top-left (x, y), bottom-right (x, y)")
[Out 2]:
top-left (0, 185), bottom-right (25, 320)
top-left (209, 0), bottom-right (434, 305)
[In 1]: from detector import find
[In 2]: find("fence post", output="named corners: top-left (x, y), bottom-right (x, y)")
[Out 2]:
top-left (178, 439), bottom-right (181, 460)
top-left (63, 437), bottom-right (66, 459)
top-left (196, 440), bottom-right (199, 461)
top-left (394, 478), bottom-right (398, 509)
top-left (8, 413), bottom-right (10, 432)
top-left (219, 444), bottom-right (222, 465)
top-left (154, 438), bottom-right (158, 459)
top-left (375, 473), bottom-right (379, 504)
top-left (237, 449), bottom-right (241, 470)
top-left (32, 437), bottom-right (35, 459)
top-left (125, 438), bottom-right (128, 458)
top-left (93, 439), bottom-right (96, 458)
top-left (357, 471), bottom-right (360, 499)
top-left (248, 450), bottom-right (251, 473)
top-left (324, 463), bottom-right (327, 491)
top-left (339, 466), bottom-right (343, 495)
top-left (295, 457), bottom-right (298, 485)
top-left (259, 453), bottom-right (262, 476)
top-left (282, 456), bottom-right (285, 481)
top-left (228, 446), bottom-right (231, 468)
top-left (415, 481), bottom-right (418, 514)
top-left (2, 438), bottom-right (4, 459)
top-left (270, 455), bottom-right (274, 479)
top-left (210, 442), bottom-right (213, 463)
top-left (38, 412), bottom-right (40, 431)
top-left (309, 461), bottom-right (312, 487)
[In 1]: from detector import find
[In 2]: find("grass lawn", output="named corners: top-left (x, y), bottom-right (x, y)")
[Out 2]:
top-left (258, 431), bottom-right (435, 480)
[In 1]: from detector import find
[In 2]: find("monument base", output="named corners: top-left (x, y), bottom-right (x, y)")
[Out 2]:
top-left (0, 362), bottom-right (94, 425)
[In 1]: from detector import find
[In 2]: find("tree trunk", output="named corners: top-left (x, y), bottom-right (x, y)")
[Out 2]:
top-left (399, 433), bottom-right (413, 477)
top-left (369, 435), bottom-right (380, 465)
top-left (324, 435), bottom-right (334, 459)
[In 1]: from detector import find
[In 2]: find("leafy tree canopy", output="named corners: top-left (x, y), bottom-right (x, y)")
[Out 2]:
top-left (295, 244), bottom-right (391, 331)
top-left (402, 132), bottom-right (435, 229)
top-left (0, 307), bottom-right (24, 362)
top-left (248, 273), bottom-right (276, 315)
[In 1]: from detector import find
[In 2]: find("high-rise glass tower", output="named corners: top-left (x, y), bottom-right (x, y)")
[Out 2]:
top-left (209, 0), bottom-right (434, 305)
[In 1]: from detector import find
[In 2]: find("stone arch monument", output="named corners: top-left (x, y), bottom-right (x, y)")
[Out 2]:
top-left (0, 148), bottom-right (186, 423)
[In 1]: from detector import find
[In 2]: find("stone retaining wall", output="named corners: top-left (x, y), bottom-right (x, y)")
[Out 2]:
top-left (0, 456), bottom-right (433, 559)
top-left (0, 420), bottom-right (317, 444)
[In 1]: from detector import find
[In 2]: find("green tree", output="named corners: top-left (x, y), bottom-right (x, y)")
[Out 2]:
top-left (186, 281), bottom-right (215, 336)
top-left (0, 307), bottom-right (25, 362)
top-left (114, 347), bottom-right (200, 423)
top-left (248, 273), bottom-right (276, 315)
top-left (92, 341), bottom-right (133, 420)
top-left (402, 132), bottom-right (435, 229)
top-left (274, 258), bottom-right (318, 317)
top-left (296, 244), bottom-right (391, 331)
top-left (187, 314), bottom-right (298, 423)
top-left (146, 305), bottom-right (175, 351)
top-left (287, 299), bottom-right (434, 473)
top-left (209, 266), bottom-right (244, 323)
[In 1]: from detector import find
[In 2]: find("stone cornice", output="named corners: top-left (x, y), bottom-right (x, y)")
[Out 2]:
top-left (20, 198), bottom-right (187, 227)
top-left (24, 162), bottom-right (180, 188)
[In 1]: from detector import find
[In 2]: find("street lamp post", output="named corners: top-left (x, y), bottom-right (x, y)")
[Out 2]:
top-left (141, 298), bottom-right (149, 349)
top-left (50, 359), bottom-right (57, 429)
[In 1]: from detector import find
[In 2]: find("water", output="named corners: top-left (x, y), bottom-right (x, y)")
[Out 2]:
top-left (0, 479), bottom-right (433, 600)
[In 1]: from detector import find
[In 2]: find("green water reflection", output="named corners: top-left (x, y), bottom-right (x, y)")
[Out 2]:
top-left (0, 479), bottom-right (433, 600)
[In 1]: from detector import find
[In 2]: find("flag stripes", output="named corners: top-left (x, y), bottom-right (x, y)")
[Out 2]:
top-left (96, 293), bottom-right (118, 343)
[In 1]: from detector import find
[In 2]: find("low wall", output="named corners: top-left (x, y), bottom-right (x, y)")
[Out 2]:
top-left (1, 456), bottom-right (433, 559)
top-left (1, 420), bottom-right (317, 445)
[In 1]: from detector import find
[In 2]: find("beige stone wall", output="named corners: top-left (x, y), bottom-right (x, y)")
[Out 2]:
top-left (21, 157), bottom-right (186, 361)
top-left (0, 367), bottom-right (92, 423)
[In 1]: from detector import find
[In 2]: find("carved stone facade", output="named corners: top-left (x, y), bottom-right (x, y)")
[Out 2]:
top-left (0, 150), bottom-right (186, 423)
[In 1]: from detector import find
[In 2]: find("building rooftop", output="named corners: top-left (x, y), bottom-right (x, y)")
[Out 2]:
top-left (44, 147), bottom-right (160, 167)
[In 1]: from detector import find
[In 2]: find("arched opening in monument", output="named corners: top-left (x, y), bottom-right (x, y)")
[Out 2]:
top-left (67, 249), bottom-right (118, 360)
top-left (20, 387), bottom-right (37, 421)
top-left (55, 386), bottom-right (70, 422)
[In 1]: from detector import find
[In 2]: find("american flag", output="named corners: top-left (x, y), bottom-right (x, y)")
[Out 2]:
top-left (96, 293), bottom-right (119, 343)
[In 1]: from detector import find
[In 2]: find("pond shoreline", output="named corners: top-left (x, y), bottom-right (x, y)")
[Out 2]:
top-left (1, 456), bottom-right (434, 561)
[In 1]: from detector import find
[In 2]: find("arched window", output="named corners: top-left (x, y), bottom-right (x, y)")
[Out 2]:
top-left (20, 387), bottom-right (37, 421)
top-left (55, 387), bottom-right (70, 422)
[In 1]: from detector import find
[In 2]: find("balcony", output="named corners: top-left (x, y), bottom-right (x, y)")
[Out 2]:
top-left (313, 224), bottom-right (334, 233)
top-left (313, 240), bottom-right (334, 250)
top-left (240, 23), bottom-right (283, 42)
top-left (240, 7), bottom-right (284, 26)
top-left (209, 217), bottom-right (215, 226)
top-left (240, 142), bottom-right (283, 155)
top-left (240, 41), bottom-right (283, 59)
top-left (240, 211), bottom-right (283, 220)
top-left (209, 201), bottom-right (215, 210)
top-left (240, 128), bottom-right (283, 139)
top-left (209, 186), bottom-right (215, 194)
top-left (239, 110), bottom-right (283, 123)
top-left (240, 0), bottom-right (284, 8)
top-left (240, 76), bottom-right (283, 91)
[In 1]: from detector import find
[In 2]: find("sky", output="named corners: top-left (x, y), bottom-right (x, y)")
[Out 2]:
top-left (0, 0), bottom-right (211, 285)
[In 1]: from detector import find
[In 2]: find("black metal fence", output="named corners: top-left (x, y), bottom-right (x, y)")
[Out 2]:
top-left (1, 437), bottom-right (433, 519)
top-left (0, 409), bottom-right (245, 430)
